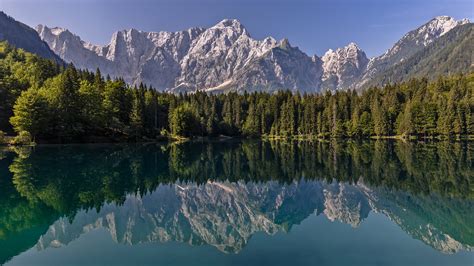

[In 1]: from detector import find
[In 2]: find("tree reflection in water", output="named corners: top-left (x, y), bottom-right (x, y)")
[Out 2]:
top-left (0, 140), bottom-right (472, 264)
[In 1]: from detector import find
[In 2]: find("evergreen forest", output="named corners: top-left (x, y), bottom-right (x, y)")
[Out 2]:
top-left (1, 42), bottom-right (473, 143)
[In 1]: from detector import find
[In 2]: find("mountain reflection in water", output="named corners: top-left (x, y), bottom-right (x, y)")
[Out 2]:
top-left (0, 140), bottom-right (472, 265)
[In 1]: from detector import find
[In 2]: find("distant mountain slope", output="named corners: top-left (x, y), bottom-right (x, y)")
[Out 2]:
top-left (367, 23), bottom-right (473, 86)
top-left (0, 12), bottom-right (62, 63)
top-left (355, 16), bottom-right (471, 89)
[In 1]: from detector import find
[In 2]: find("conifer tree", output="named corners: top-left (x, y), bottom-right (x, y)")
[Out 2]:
top-left (372, 100), bottom-right (390, 136)
top-left (243, 100), bottom-right (260, 137)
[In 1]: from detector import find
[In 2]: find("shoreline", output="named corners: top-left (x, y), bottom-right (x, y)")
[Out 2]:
top-left (1, 134), bottom-right (473, 146)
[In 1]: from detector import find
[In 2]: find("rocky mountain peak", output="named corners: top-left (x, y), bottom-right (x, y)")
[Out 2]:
top-left (429, 16), bottom-right (470, 27)
top-left (346, 41), bottom-right (360, 50)
top-left (321, 42), bottom-right (369, 90)
top-left (417, 16), bottom-right (470, 44)
top-left (209, 18), bottom-right (248, 38)
top-left (215, 18), bottom-right (244, 29)
top-left (36, 24), bottom-right (95, 63)
top-left (322, 42), bottom-right (366, 63)
top-left (279, 38), bottom-right (291, 50)
top-left (379, 16), bottom-right (469, 61)
top-left (37, 25), bottom-right (66, 36)
top-left (36, 24), bottom-right (79, 42)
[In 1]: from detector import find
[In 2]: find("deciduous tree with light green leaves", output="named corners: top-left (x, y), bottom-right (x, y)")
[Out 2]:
top-left (169, 103), bottom-right (200, 138)
top-left (10, 88), bottom-right (50, 140)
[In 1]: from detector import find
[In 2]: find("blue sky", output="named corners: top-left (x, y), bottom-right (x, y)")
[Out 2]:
top-left (1, 0), bottom-right (473, 57)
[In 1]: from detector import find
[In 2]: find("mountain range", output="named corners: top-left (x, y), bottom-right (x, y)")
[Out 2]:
top-left (1, 11), bottom-right (472, 93)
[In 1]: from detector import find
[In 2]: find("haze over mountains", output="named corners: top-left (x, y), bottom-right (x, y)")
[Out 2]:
top-left (1, 11), bottom-right (472, 93)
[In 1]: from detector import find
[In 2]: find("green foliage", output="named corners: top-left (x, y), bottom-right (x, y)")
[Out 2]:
top-left (9, 88), bottom-right (50, 139)
top-left (242, 100), bottom-right (260, 137)
top-left (10, 131), bottom-right (33, 145)
top-left (372, 99), bottom-right (390, 136)
top-left (79, 79), bottom-right (105, 132)
top-left (0, 130), bottom-right (5, 144)
top-left (359, 111), bottom-right (374, 137)
top-left (102, 79), bottom-right (133, 132)
top-left (1, 41), bottom-right (473, 142)
top-left (0, 42), bottom-right (59, 133)
top-left (4, 140), bottom-right (473, 210)
top-left (169, 103), bottom-right (200, 138)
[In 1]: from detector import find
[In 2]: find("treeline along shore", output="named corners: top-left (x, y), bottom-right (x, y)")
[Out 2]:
top-left (0, 41), bottom-right (473, 144)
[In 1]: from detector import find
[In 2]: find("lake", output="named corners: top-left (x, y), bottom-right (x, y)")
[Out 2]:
top-left (0, 140), bottom-right (473, 266)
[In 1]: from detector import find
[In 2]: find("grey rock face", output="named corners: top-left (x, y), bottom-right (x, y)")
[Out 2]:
top-left (220, 39), bottom-right (323, 93)
top-left (37, 24), bottom-right (204, 90)
top-left (37, 16), bottom-right (469, 92)
top-left (321, 42), bottom-right (368, 90)
top-left (175, 20), bottom-right (280, 92)
top-left (37, 19), bottom-right (323, 93)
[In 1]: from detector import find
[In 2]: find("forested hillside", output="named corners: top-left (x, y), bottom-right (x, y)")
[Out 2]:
top-left (0, 42), bottom-right (473, 143)
top-left (368, 23), bottom-right (474, 86)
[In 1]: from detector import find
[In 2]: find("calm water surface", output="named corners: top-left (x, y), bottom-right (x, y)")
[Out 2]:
top-left (0, 140), bottom-right (472, 266)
